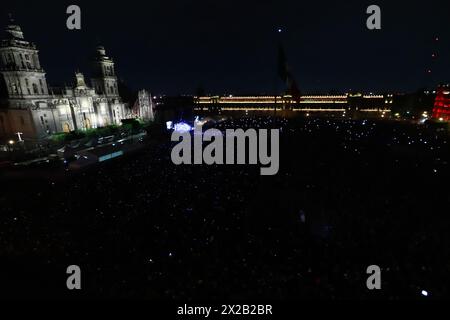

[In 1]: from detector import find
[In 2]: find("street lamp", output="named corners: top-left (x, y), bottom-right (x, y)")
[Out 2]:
top-left (8, 140), bottom-right (14, 153)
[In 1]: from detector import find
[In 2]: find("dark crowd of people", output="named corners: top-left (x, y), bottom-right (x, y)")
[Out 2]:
top-left (0, 115), bottom-right (449, 299)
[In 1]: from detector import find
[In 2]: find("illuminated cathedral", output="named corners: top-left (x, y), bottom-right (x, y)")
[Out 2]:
top-left (0, 18), bottom-right (127, 140)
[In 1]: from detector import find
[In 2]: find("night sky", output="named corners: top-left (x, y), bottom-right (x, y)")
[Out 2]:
top-left (1, 0), bottom-right (449, 95)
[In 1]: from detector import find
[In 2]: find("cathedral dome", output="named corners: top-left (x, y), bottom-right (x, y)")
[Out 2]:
top-left (96, 46), bottom-right (106, 56)
top-left (3, 15), bottom-right (24, 40)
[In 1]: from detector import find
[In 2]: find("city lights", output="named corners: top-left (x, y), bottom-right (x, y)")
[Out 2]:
top-left (173, 122), bottom-right (193, 133)
top-left (0, 2), bottom-right (449, 306)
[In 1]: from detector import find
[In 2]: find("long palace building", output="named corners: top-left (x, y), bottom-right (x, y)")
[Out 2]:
top-left (195, 94), bottom-right (393, 114)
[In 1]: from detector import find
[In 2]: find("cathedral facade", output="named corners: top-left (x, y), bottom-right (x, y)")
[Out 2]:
top-left (0, 19), bottom-right (127, 140)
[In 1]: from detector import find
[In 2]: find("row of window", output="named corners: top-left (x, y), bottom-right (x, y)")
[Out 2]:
top-left (9, 78), bottom-right (46, 95)
top-left (19, 53), bottom-right (33, 69)
top-left (103, 65), bottom-right (114, 76)
top-left (3, 51), bottom-right (36, 69)
top-left (95, 83), bottom-right (118, 95)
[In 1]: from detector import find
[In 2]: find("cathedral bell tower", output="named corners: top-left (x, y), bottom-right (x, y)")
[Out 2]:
top-left (0, 16), bottom-right (49, 100)
top-left (91, 46), bottom-right (119, 97)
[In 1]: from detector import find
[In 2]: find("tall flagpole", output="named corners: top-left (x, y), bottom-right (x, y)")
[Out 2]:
top-left (274, 27), bottom-right (284, 114)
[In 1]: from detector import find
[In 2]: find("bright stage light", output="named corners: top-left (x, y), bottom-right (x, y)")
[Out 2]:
top-left (174, 122), bottom-right (192, 133)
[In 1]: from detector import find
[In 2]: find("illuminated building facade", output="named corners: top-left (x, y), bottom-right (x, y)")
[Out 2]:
top-left (432, 85), bottom-right (450, 121)
top-left (195, 94), bottom-right (392, 113)
top-left (131, 90), bottom-right (155, 121)
top-left (0, 19), bottom-right (126, 140)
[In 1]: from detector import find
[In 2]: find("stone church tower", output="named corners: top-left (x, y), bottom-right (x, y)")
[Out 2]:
top-left (0, 17), bottom-right (56, 138)
top-left (91, 46), bottom-right (119, 97)
top-left (0, 17), bottom-right (49, 100)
